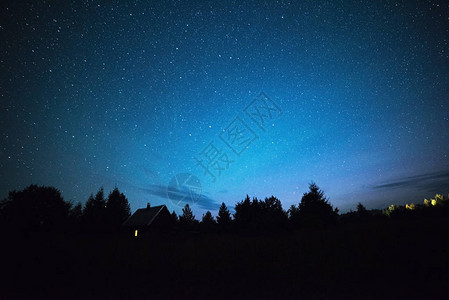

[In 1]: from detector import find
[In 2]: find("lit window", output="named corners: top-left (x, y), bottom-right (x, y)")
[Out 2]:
top-left (134, 229), bottom-right (138, 237)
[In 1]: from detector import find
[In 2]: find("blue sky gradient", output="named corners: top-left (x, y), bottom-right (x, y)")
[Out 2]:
top-left (1, 1), bottom-right (448, 216)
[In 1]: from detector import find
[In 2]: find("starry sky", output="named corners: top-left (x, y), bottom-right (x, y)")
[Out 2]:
top-left (1, 0), bottom-right (448, 216)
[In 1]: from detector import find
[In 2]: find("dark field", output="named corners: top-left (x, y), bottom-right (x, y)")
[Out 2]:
top-left (3, 218), bottom-right (449, 299)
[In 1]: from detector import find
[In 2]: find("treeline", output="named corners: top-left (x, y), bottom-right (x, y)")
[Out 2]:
top-left (173, 183), bottom-right (339, 232)
top-left (172, 185), bottom-right (449, 233)
top-left (338, 193), bottom-right (449, 225)
top-left (0, 185), bottom-right (130, 235)
top-left (1, 183), bottom-right (448, 235)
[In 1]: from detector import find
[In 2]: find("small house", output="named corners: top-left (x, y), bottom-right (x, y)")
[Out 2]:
top-left (122, 204), bottom-right (173, 236)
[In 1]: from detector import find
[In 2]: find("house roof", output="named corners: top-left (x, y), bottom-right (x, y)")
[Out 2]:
top-left (122, 205), bottom-right (168, 227)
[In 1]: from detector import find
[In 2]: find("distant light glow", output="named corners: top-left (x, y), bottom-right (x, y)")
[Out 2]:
top-left (134, 229), bottom-right (138, 237)
top-left (405, 203), bottom-right (416, 210)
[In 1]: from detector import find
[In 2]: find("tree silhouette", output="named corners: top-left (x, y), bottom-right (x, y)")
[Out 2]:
top-left (68, 202), bottom-right (83, 230)
top-left (170, 210), bottom-right (179, 225)
top-left (83, 187), bottom-right (107, 229)
top-left (105, 187), bottom-right (130, 229)
top-left (233, 195), bottom-right (253, 230)
top-left (356, 202), bottom-right (370, 220)
top-left (0, 184), bottom-right (71, 233)
top-left (200, 211), bottom-right (216, 232)
top-left (179, 204), bottom-right (196, 229)
top-left (288, 204), bottom-right (300, 227)
top-left (292, 183), bottom-right (338, 228)
top-left (71, 202), bottom-right (83, 219)
top-left (261, 195), bottom-right (288, 230)
top-left (217, 202), bottom-right (232, 230)
top-left (201, 211), bottom-right (215, 224)
top-left (357, 203), bottom-right (367, 213)
top-left (234, 195), bottom-right (287, 231)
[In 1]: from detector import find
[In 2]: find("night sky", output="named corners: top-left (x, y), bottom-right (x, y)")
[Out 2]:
top-left (1, 0), bottom-right (448, 216)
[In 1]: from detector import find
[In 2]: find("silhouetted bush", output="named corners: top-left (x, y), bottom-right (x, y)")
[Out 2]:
top-left (356, 203), bottom-right (368, 216)
top-left (340, 203), bottom-right (373, 223)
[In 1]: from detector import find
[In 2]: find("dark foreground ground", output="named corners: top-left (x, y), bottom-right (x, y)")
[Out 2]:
top-left (2, 217), bottom-right (449, 299)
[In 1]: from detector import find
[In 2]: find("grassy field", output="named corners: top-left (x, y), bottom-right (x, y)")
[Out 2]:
top-left (2, 217), bottom-right (449, 299)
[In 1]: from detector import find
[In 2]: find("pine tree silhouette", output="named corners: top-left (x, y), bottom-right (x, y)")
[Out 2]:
top-left (217, 202), bottom-right (232, 230)
top-left (179, 204), bottom-right (196, 229)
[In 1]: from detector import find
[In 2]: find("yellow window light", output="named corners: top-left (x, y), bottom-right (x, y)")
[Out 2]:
top-left (134, 229), bottom-right (138, 237)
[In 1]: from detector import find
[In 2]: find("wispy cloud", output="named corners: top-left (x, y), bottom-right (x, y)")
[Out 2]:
top-left (371, 170), bottom-right (449, 193)
top-left (139, 184), bottom-right (220, 211)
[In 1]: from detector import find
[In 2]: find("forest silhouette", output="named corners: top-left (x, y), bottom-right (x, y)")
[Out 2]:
top-left (1, 183), bottom-right (449, 298)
